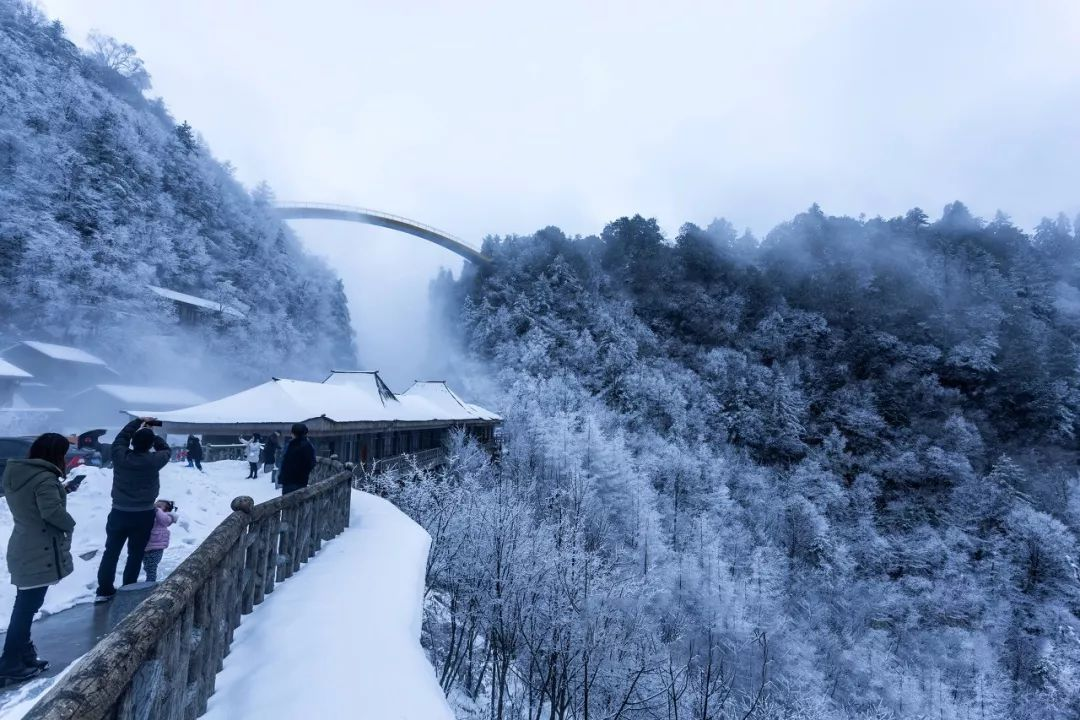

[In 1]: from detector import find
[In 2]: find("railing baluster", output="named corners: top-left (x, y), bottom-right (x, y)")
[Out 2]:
top-left (278, 505), bottom-right (294, 581)
top-left (263, 509), bottom-right (279, 596)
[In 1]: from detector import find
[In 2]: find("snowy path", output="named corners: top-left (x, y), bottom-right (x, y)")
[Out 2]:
top-left (202, 491), bottom-right (452, 720)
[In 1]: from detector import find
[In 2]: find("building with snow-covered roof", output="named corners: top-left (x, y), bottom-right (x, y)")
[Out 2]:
top-left (67, 384), bottom-right (208, 430)
top-left (0, 359), bottom-right (61, 435)
top-left (0, 358), bottom-right (32, 380)
top-left (130, 371), bottom-right (500, 471)
top-left (150, 285), bottom-right (246, 323)
top-left (0, 340), bottom-right (117, 395)
top-left (11, 340), bottom-right (108, 366)
top-left (400, 380), bottom-right (502, 422)
top-left (0, 358), bottom-right (32, 407)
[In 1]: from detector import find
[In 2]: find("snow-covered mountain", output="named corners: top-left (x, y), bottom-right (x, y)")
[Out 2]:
top-left (387, 211), bottom-right (1080, 719)
top-left (0, 0), bottom-right (355, 388)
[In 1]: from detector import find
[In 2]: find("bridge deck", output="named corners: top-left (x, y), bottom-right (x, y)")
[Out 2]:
top-left (276, 202), bottom-right (489, 264)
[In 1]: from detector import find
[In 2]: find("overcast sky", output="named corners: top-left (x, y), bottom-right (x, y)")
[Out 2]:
top-left (38, 0), bottom-right (1080, 385)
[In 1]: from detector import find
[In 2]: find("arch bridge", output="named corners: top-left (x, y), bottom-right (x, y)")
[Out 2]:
top-left (275, 201), bottom-right (488, 264)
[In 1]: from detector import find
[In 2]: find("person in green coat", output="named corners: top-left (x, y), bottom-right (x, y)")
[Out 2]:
top-left (0, 433), bottom-right (78, 683)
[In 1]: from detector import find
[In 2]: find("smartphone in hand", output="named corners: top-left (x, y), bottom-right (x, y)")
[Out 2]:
top-left (64, 474), bottom-right (86, 492)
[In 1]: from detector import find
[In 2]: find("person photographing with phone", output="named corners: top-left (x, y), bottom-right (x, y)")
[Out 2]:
top-left (95, 417), bottom-right (170, 603)
top-left (0, 433), bottom-right (80, 684)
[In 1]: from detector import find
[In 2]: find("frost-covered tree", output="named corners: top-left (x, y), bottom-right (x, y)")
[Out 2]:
top-left (0, 0), bottom-right (356, 387)
top-left (411, 199), bottom-right (1080, 718)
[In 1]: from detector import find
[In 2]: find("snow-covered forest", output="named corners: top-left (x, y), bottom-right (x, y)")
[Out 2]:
top-left (377, 206), bottom-right (1080, 719)
top-left (0, 1), bottom-right (355, 387)
top-left (4, 0), bottom-right (1079, 716)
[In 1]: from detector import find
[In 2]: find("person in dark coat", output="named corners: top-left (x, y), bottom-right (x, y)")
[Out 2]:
top-left (0, 433), bottom-right (78, 682)
top-left (262, 432), bottom-right (280, 474)
top-left (185, 435), bottom-right (203, 472)
top-left (95, 417), bottom-right (170, 602)
top-left (273, 431), bottom-right (286, 488)
top-left (278, 423), bottom-right (316, 496)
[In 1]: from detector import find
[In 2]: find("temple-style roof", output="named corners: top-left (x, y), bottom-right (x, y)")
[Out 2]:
top-left (401, 381), bottom-right (501, 422)
top-left (149, 285), bottom-right (246, 319)
top-left (12, 341), bottom-right (108, 366)
top-left (322, 371), bottom-right (398, 405)
top-left (74, 384), bottom-right (207, 407)
top-left (128, 373), bottom-right (499, 429)
top-left (0, 358), bottom-right (31, 379)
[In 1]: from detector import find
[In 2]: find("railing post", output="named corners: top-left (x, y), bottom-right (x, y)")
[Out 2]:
top-left (279, 502), bottom-right (297, 581)
top-left (263, 507), bottom-right (279, 596)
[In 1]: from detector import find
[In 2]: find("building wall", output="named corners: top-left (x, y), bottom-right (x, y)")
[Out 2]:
top-left (187, 422), bottom-right (497, 469)
top-left (0, 379), bottom-right (15, 407)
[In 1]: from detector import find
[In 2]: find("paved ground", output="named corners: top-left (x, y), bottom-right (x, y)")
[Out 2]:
top-left (0, 583), bottom-right (155, 708)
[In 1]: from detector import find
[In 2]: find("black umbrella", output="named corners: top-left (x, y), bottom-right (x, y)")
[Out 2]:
top-left (77, 429), bottom-right (107, 449)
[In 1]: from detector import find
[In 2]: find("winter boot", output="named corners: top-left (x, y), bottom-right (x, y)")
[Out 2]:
top-left (0, 654), bottom-right (40, 684)
top-left (22, 643), bottom-right (48, 671)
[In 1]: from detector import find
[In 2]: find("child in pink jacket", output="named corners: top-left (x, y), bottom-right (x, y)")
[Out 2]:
top-left (143, 500), bottom-right (178, 582)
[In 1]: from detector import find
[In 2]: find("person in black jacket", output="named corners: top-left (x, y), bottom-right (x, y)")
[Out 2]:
top-left (262, 432), bottom-right (280, 474)
top-left (95, 417), bottom-right (170, 602)
top-left (278, 423), bottom-right (316, 496)
top-left (185, 435), bottom-right (203, 472)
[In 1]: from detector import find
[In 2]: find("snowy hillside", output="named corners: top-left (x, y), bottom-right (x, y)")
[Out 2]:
top-left (0, 460), bottom-right (281, 629)
top-left (408, 212), bottom-right (1080, 719)
top-left (0, 0), bottom-right (356, 385)
top-left (203, 492), bottom-right (452, 720)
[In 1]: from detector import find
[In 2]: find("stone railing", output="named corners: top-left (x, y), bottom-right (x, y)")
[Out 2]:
top-left (201, 443), bottom-right (246, 463)
top-left (24, 458), bottom-right (353, 720)
top-left (369, 447), bottom-right (446, 475)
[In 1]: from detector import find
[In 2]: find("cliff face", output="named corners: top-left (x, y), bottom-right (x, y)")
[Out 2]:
top-left (0, 0), bottom-right (356, 388)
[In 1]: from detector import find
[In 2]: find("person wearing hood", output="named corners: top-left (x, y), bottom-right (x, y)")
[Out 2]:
top-left (262, 431), bottom-right (280, 474)
top-left (1, 433), bottom-right (78, 683)
top-left (95, 417), bottom-right (170, 603)
top-left (278, 423), bottom-right (316, 495)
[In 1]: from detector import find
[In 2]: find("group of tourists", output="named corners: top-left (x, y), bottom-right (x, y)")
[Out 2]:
top-left (0, 418), bottom-right (319, 685)
top-left (243, 425), bottom-right (315, 494)
top-left (240, 431), bottom-right (282, 480)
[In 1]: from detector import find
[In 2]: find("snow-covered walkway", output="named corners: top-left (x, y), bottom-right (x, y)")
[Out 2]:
top-left (202, 491), bottom-right (452, 720)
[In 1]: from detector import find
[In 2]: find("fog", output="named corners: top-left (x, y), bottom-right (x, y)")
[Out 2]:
top-left (287, 220), bottom-right (462, 391)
